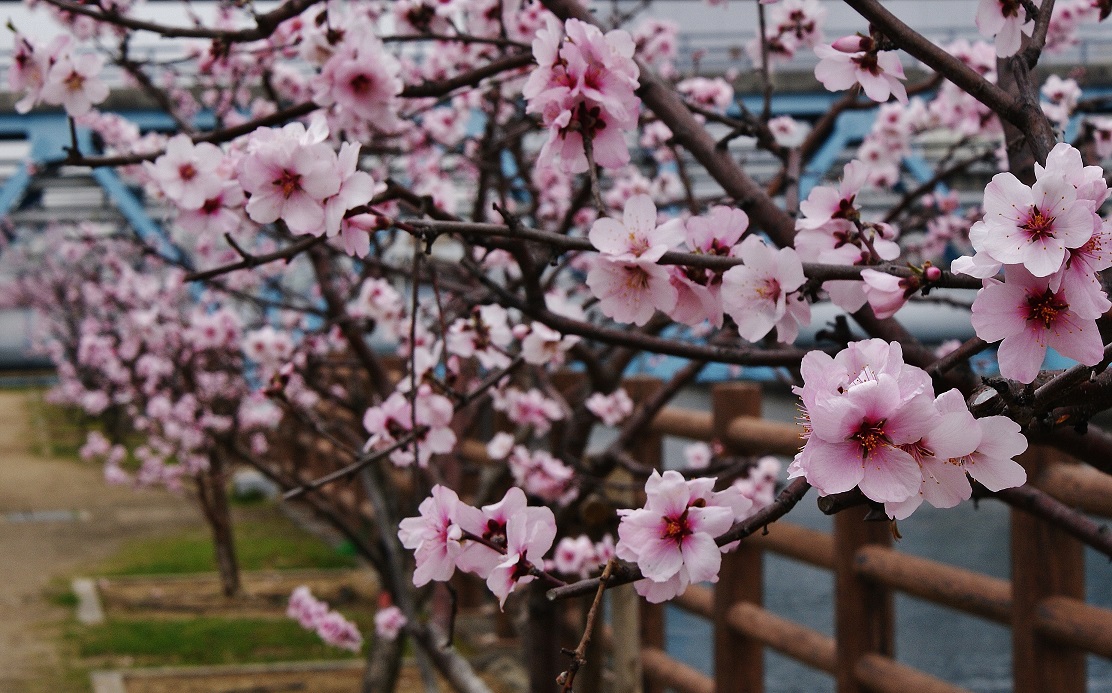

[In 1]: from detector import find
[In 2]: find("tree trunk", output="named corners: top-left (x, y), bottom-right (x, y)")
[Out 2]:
top-left (362, 632), bottom-right (403, 693)
top-left (198, 448), bottom-right (241, 597)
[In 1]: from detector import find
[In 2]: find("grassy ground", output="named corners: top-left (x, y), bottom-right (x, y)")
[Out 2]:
top-left (21, 389), bottom-right (375, 685)
top-left (24, 388), bottom-right (96, 460)
top-left (95, 506), bottom-right (359, 576)
top-left (71, 616), bottom-right (373, 668)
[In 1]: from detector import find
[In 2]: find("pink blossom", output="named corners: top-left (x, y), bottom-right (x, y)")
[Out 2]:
top-left (322, 142), bottom-right (376, 238)
top-left (315, 611), bottom-right (363, 652)
top-left (976, 0), bottom-right (1035, 57)
top-left (175, 181), bottom-right (245, 237)
top-left (974, 171), bottom-right (1095, 277)
top-left (615, 470), bottom-right (743, 603)
top-left (721, 235), bottom-right (810, 343)
top-left (1090, 117), bottom-right (1112, 159)
top-left (552, 535), bottom-right (598, 577)
top-left (882, 389), bottom-right (983, 520)
top-left (40, 54), bottom-right (109, 117)
top-left (485, 503), bottom-right (557, 608)
top-left (287, 586), bottom-right (363, 652)
top-left (397, 485), bottom-right (467, 586)
top-left (493, 387), bottom-right (565, 435)
top-left (486, 432), bottom-right (515, 461)
top-left (814, 39), bottom-right (907, 104)
top-left (669, 205), bottom-right (749, 327)
top-left (971, 265), bottom-right (1104, 383)
top-left (585, 388), bottom-right (634, 426)
top-left (1036, 142), bottom-right (1110, 211)
top-left (791, 340), bottom-right (937, 503)
top-left (145, 135), bottom-right (226, 211)
top-left (312, 26), bottom-right (402, 128)
top-left (374, 605), bottom-right (407, 641)
top-left (733, 456), bottom-right (781, 513)
top-left (454, 487), bottom-right (555, 582)
top-left (524, 17), bottom-right (641, 173)
top-left (363, 385), bottom-right (457, 467)
top-left (768, 115), bottom-right (810, 148)
top-left (586, 256), bottom-right (677, 326)
top-left (861, 269), bottom-right (915, 319)
top-left (237, 124), bottom-right (341, 236)
top-left (8, 34), bottom-right (70, 113)
top-left (684, 442), bottom-right (713, 470)
top-left (956, 415), bottom-right (1029, 491)
top-left (516, 322), bottom-right (579, 367)
top-left (589, 195), bottom-right (684, 262)
top-left (446, 304), bottom-right (514, 370)
top-left (507, 446), bottom-right (578, 505)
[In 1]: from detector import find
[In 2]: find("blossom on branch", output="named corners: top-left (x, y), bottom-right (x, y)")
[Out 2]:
top-left (617, 470), bottom-right (749, 603)
top-left (976, 0), bottom-right (1036, 57)
top-left (524, 17), bottom-right (641, 173)
top-left (587, 194), bottom-right (684, 326)
top-left (971, 265), bottom-right (1105, 383)
top-left (814, 36), bottom-right (907, 105)
top-left (287, 586), bottom-right (363, 652)
top-left (720, 235), bottom-right (810, 344)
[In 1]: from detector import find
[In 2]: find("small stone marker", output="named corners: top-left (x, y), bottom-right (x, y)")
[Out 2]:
top-left (72, 577), bottom-right (105, 625)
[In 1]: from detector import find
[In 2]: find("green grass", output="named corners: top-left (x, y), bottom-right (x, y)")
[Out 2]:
top-left (72, 617), bottom-right (368, 666)
top-left (24, 388), bottom-right (93, 460)
top-left (97, 508), bottom-right (359, 576)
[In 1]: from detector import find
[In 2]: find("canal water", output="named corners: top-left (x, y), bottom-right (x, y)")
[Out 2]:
top-left (613, 386), bottom-right (1112, 692)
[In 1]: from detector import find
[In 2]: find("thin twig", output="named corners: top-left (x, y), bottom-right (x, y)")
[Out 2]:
top-left (558, 558), bottom-right (615, 692)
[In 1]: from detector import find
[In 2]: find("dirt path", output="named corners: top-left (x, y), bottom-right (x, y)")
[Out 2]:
top-left (0, 391), bottom-right (201, 692)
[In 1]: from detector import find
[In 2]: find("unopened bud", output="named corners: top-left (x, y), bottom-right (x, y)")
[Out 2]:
top-left (831, 35), bottom-right (867, 53)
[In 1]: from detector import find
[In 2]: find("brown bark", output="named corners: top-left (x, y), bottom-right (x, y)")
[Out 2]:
top-left (197, 448), bottom-right (241, 597)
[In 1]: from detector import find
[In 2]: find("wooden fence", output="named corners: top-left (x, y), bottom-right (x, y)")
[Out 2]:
top-left (629, 380), bottom-right (1112, 693)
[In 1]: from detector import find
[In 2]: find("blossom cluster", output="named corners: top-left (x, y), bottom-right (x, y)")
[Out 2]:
top-left (524, 17), bottom-right (641, 173)
top-left (9, 32), bottom-right (108, 116)
top-left (287, 586), bottom-right (364, 652)
top-left (397, 486), bottom-right (557, 608)
top-left (746, 0), bottom-right (826, 68)
top-left (957, 144), bottom-right (1111, 383)
top-left (586, 195), bottom-right (809, 341)
top-left (790, 339), bottom-right (1027, 517)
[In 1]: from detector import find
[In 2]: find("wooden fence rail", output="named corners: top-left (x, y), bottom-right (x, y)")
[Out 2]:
top-left (629, 380), bottom-right (1112, 693)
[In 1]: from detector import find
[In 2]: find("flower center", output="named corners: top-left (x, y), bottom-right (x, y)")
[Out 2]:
top-left (853, 52), bottom-right (880, 76)
top-left (831, 197), bottom-right (860, 222)
top-left (624, 266), bottom-right (651, 291)
top-left (662, 510), bottom-right (692, 542)
top-left (1022, 207), bottom-right (1056, 241)
top-left (851, 419), bottom-right (889, 459)
top-left (178, 163), bottom-right (197, 182)
top-left (349, 73), bottom-right (372, 95)
top-left (1026, 288), bottom-right (1069, 329)
top-left (1000, 0), bottom-right (1021, 18)
top-left (64, 71), bottom-right (85, 91)
top-left (756, 278), bottom-right (782, 300)
top-left (483, 518), bottom-right (507, 547)
top-left (274, 170), bottom-right (302, 199)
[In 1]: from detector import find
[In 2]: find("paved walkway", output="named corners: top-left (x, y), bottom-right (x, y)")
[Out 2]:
top-left (0, 392), bottom-right (199, 692)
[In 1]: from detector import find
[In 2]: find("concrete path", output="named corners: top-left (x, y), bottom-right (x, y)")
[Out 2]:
top-left (0, 391), bottom-right (200, 692)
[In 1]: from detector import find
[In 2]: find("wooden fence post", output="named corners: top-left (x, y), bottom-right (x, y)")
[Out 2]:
top-left (623, 376), bottom-right (665, 693)
top-left (834, 505), bottom-right (893, 693)
top-left (1012, 445), bottom-right (1086, 693)
top-left (713, 382), bottom-right (765, 693)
